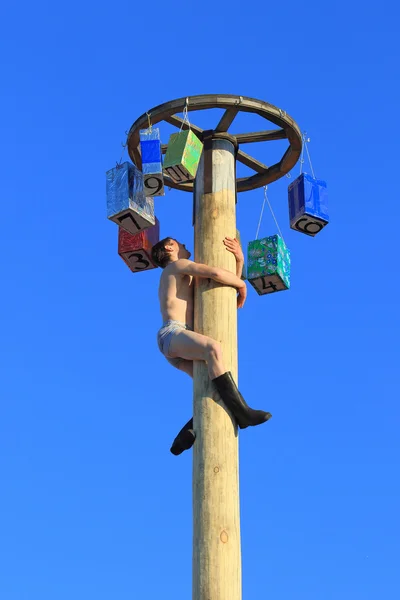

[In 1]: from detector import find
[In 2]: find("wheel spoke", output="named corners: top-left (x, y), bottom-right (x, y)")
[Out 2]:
top-left (215, 108), bottom-right (239, 133)
top-left (236, 163), bottom-right (282, 192)
top-left (235, 129), bottom-right (287, 144)
top-left (237, 150), bottom-right (268, 174)
top-left (164, 115), bottom-right (204, 137)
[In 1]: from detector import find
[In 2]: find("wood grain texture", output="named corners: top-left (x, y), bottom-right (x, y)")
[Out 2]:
top-left (193, 137), bottom-right (241, 600)
top-left (235, 129), bottom-right (287, 143)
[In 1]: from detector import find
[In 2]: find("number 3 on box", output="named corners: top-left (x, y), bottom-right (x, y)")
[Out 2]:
top-left (127, 252), bottom-right (150, 271)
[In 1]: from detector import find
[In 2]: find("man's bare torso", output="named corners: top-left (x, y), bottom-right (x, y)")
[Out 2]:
top-left (158, 261), bottom-right (194, 326)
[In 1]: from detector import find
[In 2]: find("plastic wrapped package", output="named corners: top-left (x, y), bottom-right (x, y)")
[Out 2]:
top-left (139, 128), bottom-right (164, 197)
top-left (106, 161), bottom-right (155, 235)
top-left (247, 235), bottom-right (290, 296)
top-left (118, 218), bottom-right (160, 273)
top-left (163, 129), bottom-right (203, 183)
top-left (288, 173), bottom-right (329, 237)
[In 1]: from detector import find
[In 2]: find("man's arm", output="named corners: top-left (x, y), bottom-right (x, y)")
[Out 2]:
top-left (175, 259), bottom-right (245, 290)
top-left (223, 237), bottom-right (244, 278)
top-left (236, 258), bottom-right (244, 279)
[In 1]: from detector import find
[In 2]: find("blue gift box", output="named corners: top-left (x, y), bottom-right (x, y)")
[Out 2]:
top-left (106, 161), bottom-right (155, 235)
top-left (288, 173), bottom-right (329, 237)
top-left (139, 128), bottom-right (165, 197)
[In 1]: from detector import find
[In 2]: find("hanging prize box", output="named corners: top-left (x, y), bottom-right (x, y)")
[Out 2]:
top-left (139, 128), bottom-right (165, 197)
top-left (247, 234), bottom-right (290, 296)
top-left (163, 129), bottom-right (203, 183)
top-left (288, 173), bottom-right (329, 236)
top-left (106, 162), bottom-right (155, 235)
top-left (118, 218), bottom-right (160, 273)
top-left (235, 229), bottom-right (247, 280)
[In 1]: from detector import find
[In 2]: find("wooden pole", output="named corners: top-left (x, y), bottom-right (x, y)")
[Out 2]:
top-left (193, 134), bottom-right (241, 600)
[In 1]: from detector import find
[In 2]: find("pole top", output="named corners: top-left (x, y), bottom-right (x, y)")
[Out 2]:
top-left (206, 131), bottom-right (239, 151)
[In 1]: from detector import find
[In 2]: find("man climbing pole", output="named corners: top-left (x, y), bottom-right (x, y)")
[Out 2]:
top-left (151, 236), bottom-right (272, 456)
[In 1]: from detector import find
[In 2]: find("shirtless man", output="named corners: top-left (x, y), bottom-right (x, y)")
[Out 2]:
top-left (151, 236), bottom-right (271, 455)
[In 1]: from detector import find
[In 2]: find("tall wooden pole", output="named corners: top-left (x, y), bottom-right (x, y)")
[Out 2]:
top-left (193, 134), bottom-right (241, 600)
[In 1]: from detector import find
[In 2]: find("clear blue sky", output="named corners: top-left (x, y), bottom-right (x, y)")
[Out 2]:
top-left (1, 1), bottom-right (399, 599)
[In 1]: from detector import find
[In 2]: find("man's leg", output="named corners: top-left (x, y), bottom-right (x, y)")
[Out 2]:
top-left (167, 330), bottom-right (225, 379)
top-left (169, 335), bottom-right (271, 455)
top-left (168, 329), bottom-right (271, 432)
top-left (177, 359), bottom-right (193, 378)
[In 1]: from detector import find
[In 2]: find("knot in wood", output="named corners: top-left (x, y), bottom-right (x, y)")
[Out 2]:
top-left (213, 466), bottom-right (219, 473)
top-left (220, 530), bottom-right (229, 544)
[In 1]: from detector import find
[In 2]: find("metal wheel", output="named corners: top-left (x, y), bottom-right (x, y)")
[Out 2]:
top-left (127, 94), bottom-right (302, 193)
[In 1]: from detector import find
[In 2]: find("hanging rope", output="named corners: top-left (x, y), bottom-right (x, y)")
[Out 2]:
top-left (300, 132), bottom-right (316, 179)
top-left (117, 144), bottom-right (126, 167)
top-left (145, 111), bottom-right (152, 132)
top-left (179, 97), bottom-right (191, 132)
top-left (117, 130), bottom-right (129, 166)
top-left (304, 137), bottom-right (316, 179)
top-left (299, 137), bottom-right (305, 175)
top-left (255, 186), bottom-right (267, 240)
top-left (255, 186), bottom-right (286, 244)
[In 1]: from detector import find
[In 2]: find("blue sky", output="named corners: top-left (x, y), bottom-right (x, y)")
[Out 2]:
top-left (1, 1), bottom-right (399, 598)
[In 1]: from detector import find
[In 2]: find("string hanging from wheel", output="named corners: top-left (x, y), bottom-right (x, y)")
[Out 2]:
top-left (145, 111), bottom-right (153, 133)
top-left (116, 130), bottom-right (129, 167)
top-left (255, 185), bottom-right (286, 245)
top-left (299, 132), bottom-right (316, 179)
top-left (179, 97), bottom-right (191, 132)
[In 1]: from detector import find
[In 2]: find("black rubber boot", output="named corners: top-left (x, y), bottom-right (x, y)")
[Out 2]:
top-left (170, 418), bottom-right (196, 456)
top-left (213, 371), bottom-right (272, 429)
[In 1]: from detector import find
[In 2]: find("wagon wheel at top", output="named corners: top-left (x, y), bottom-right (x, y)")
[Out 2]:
top-left (127, 94), bottom-right (302, 194)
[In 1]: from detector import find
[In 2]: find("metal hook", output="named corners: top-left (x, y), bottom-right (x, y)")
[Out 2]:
top-left (182, 97), bottom-right (191, 129)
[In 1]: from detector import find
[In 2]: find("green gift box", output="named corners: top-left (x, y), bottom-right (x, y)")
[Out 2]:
top-left (247, 234), bottom-right (290, 296)
top-left (163, 129), bottom-right (203, 183)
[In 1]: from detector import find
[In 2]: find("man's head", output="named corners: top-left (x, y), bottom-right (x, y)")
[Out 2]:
top-left (151, 237), bottom-right (191, 268)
